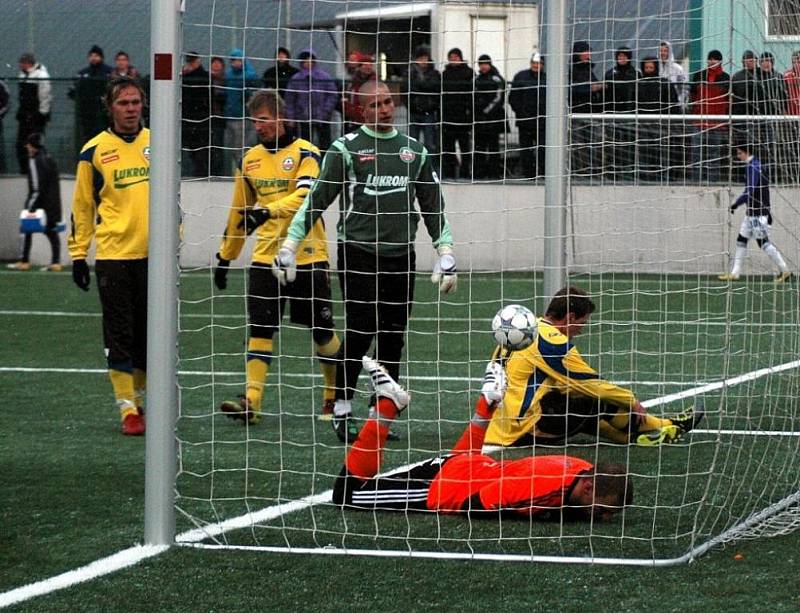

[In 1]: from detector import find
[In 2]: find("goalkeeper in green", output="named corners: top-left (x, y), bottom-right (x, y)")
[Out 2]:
top-left (274, 80), bottom-right (457, 443)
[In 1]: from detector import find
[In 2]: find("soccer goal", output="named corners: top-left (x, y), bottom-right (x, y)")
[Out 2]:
top-left (145, 0), bottom-right (800, 565)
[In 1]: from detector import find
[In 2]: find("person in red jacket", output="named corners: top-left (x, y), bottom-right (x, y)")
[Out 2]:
top-left (689, 49), bottom-right (730, 182)
top-left (784, 50), bottom-right (800, 116)
top-left (332, 357), bottom-right (632, 521)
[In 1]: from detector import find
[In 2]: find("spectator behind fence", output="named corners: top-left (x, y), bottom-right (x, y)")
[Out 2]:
top-left (343, 52), bottom-right (377, 133)
top-left (209, 56), bottom-right (227, 176)
top-left (659, 40), bottom-right (688, 109)
top-left (569, 42), bottom-right (603, 176)
top-left (262, 47), bottom-right (298, 97)
top-left (509, 52), bottom-right (546, 180)
top-left (604, 46), bottom-right (640, 178)
top-left (689, 49), bottom-right (730, 182)
top-left (7, 133), bottom-right (62, 271)
top-left (0, 78), bottom-right (9, 173)
top-left (784, 50), bottom-right (800, 115)
top-left (473, 54), bottom-right (506, 180)
top-left (16, 53), bottom-right (52, 175)
top-left (637, 57), bottom-right (679, 180)
top-left (71, 45), bottom-right (113, 148)
top-left (731, 50), bottom-right (764, 115)
top-left (406, 45), bottom-right (441, 169)
top-left (111, 51), bottom-right (141, 79)
top-left (284, 49), bottom-right (338, 152)
top-left (181, 52), bottom-right (211, 177)
top-left (758, 52), bottom-right (788, 115)
top-left (223, 48), bottom-right (259, 173)
top-left (441, 47), bottom-right (474, 180)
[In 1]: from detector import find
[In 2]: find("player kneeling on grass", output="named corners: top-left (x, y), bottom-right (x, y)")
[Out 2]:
top-left (333, 356), bottom-right (632, 521)
top-left (484, 286), bottom-right (704, 448)
top-left (214, 89), bottom-right (341, 426)
top-left (719, 143), bottom-right (792, 283)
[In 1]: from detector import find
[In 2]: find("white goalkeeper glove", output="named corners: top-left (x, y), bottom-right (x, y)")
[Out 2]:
top-left (481, 361), bottom-right (507, 406)
top-left (431, 245), bottom-right (457, 294)
top-left (271, 239), bottom-right (298, 286)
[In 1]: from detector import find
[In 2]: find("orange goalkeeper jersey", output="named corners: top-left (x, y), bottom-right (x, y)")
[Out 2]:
top-left (427, 454), bottom-right (592, 515)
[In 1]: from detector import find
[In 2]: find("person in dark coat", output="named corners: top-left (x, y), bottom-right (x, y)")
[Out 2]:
top-left (604, 46), bottom-right (641, 178)
top-left (406, 45), bottom-right (441, 168)
top-left (7, 132), bottom-right (62, 271)
top-left (509, 52), bottom-right (546, 179)
top-left (731, 50), bottom-right (764, 116)
top-left (181, 52), bottom-right (211, 177)
top-left (441, 47), bottom-right (475, 179)
top-left (569, 42), bottom-right (603, 176)
top-left (636, 57), bottom-right (679, 180)
top-left (16, 53), bottom-right (52, 174)
top-left (70, 45), bottom-right (113, 148)
top-left (473, 54), bottom-right (506, 180)
top-left (262, 47), bottom-right (298, 97)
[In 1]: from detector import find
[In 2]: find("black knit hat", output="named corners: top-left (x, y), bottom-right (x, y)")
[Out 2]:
top-left (26, 132), bottom-right (45, 149)
top-left (89, 45), bottom-right (104, 57)
top-left (708, 49), bottom-right (723, 62)
top-left (742, 49), bottom-right (756, 60)
top-left (616, 46), bottom-right (633, 60)
top-left (477, 54), bottom-right (492, 64)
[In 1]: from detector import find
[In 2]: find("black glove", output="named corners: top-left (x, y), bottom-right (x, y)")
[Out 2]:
top-left (214, 253), bottom-right (230, 290)
top-left (236, 208), bottom-right (271, 235)
top-left (72, 259), bottom-right (91, 292)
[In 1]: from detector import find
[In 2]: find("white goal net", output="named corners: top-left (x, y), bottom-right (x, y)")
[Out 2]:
top-left (168, 0), bottom-right (800, 564)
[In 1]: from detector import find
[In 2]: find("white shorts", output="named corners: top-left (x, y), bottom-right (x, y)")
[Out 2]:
top-left (739, 215), bottom-right (771, 242)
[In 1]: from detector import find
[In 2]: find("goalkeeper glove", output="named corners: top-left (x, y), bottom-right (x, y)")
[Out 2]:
top-left (431, 245), bottom-right (457, 294)
top-left (237, 207), bottom-right (271, 235)
top-left (72, 259), bottom-right (91, 292)
top-left (214, 253), bottom-right (230, 290)
top-left (481, 361), bottom-right (507, 406)
top-left (272, 240), bottom-right (298, 286)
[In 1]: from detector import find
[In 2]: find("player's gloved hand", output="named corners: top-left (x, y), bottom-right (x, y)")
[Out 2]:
top-left (271, 240), bottom-right (298, 286)
top-left (431, 245), bottom-right (457, 294)
top-left (72, 259), bottom-right (91, 292)
top-left (237, 207), bottom-right (271, 235)
top-left (481, 361), bottom-right (507, 406)
top-left (214, 252), bottom-right (230, 290)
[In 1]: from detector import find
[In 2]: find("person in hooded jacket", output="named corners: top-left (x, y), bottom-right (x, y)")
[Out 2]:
top-left (604, 46), bottom-right (640, 178)
top-left (569, 42), bottom-right (603, 176)
top-left (509, 52), bottom-right (546, 179)
top-left (658, 41), bottom-right (688, 109)
top-left (473, 54), bottom-right (506, 180)
top-left (284, 49), bottom-right (339, 152)
top-left (637, 57), bottom-right (678, 180)
top-left (224, 48), bottom-right (260, 173)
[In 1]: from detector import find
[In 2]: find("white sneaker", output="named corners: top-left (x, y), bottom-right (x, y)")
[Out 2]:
top-left (362, 356), bottom-right (410, 411)
top-left (481, 361), bottom-right (507, 405)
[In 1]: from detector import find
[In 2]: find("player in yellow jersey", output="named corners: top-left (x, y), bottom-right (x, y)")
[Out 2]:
top-left (485, 286), bottom-right (704, 447)
top-left (67, 76), bottom-right (150, 436)
top-left (214, 89), bottom-right (341, 425)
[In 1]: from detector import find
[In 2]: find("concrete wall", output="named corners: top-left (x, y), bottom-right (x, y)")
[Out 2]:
top-left (2, 176), bottom-right (798, 275)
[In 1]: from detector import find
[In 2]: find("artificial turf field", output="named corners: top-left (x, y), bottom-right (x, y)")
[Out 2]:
top-left (2, 267), bottom-right (799, 611)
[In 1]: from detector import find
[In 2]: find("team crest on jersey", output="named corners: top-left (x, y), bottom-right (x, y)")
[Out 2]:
top-left (281, 156), bottom-right (295, 171)
top-left (399, 147), bottom-right (415, 163)
top-left (142, 146), bottom-right (150, 161)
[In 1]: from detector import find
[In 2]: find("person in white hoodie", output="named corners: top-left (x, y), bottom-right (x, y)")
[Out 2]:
top-left (659, 41), bottom-right (688, 109)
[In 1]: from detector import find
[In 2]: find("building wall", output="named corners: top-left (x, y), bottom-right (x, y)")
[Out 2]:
top-left (3, 177), bottom-right (797, 276)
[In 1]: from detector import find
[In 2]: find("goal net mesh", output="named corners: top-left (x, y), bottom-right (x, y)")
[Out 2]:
top-left (172, 0), bottom-right (800, 563)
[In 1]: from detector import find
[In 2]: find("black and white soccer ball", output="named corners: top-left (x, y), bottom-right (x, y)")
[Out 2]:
top-left (491, 304), bottom-right (538, 351)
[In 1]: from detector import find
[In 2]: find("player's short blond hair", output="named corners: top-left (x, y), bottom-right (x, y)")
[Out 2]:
top-left (247, 89), bottom-right (285, 118)
top-left (104, 75), bottom-right (146, 110)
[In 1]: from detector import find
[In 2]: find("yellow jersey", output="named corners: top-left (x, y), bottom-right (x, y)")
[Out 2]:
top-left (218, 136), bottom-right (328, 266)
top-left (485, 318), bottom-right (637, 446)
top-left (68, 128), bottom-right (151, 260)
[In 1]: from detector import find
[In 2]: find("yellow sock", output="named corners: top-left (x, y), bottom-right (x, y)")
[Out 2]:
top-left (606, 408), bottom-right (673, 441)
top-left (109, 369), bottom-right (137, 419)
top-left (246, 338), bottom-right (272, 412)
top-left (598, 420), bottom-right (631, 444)
top-left (315, 333), bottom-right (341, 402)
top-left (133, 368), bottom-right (146, 408)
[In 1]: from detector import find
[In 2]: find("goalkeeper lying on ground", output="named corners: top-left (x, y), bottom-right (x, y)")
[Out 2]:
top-left (484, 286), bottom-right (705, 447)
top-left (333, 357), bottom-right (632, 521)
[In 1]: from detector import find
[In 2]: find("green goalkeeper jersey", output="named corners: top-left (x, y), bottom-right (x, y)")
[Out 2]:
top-left (286, 125), bottom-right (453, 256)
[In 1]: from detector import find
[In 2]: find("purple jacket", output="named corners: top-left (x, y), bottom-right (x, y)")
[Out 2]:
top-left (284, 65), bottom-right (338, 122)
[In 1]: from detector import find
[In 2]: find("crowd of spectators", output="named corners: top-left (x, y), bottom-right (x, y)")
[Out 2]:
top-left (2, 41), bottom-right (800, 181)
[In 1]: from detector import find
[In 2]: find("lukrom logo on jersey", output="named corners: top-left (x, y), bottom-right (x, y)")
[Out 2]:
top-left (113, 166), bottom-right (150, 189)
top-left (364, 174), bottom-right (409, 188)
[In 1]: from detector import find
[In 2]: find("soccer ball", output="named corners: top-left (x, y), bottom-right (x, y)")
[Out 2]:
top-left (491, 304), bottom-right (538, 351)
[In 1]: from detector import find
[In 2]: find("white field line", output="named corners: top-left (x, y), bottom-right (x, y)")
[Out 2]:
top-left (2, 357), bottom-right (799, 608)
top-left (1, 309), bottom-right (797, 328)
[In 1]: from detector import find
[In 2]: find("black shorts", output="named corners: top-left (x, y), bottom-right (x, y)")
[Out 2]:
top-left (95, 258), bottom-right (148, 371)
top-left (248, 261), bottom-right (335, 336)
top-left (332, 455), bottom-right (453, 511)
